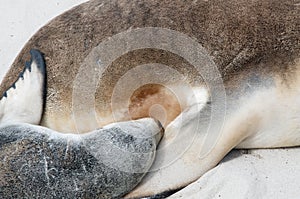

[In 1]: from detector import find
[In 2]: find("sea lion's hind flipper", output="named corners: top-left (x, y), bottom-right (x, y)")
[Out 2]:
top-left (0, 49), bottom-right (46, 125)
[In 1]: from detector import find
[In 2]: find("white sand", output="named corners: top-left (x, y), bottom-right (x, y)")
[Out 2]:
top-left (169, 149), bottom-right (300, 199)
top-left (1, 1), bottom-right (299, 199)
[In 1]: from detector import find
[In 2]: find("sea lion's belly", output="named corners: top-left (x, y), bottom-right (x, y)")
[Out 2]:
top-left (41, 82), bottom-right (204, 134)
top-left (227, 59), bottom-right (300, 149)
top-left (237, 87), bottom-right (300, 148)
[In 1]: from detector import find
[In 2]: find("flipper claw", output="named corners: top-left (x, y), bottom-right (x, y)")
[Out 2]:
top-left (0, 49), bottom-right (46, 125)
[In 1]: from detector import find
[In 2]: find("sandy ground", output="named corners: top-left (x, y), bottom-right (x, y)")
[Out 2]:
top-left (170, 149), bottom-right (300, 199)
top-left (0, 1), bottom-right (300, 199)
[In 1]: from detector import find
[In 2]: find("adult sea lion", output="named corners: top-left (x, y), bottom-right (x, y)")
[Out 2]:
top-left (0, 0), bottom-right (299, 198)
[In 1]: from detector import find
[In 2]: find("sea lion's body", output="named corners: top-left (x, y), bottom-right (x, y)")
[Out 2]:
top-left (2, 0), bottom-right (299, 133)
top-left (0, 0), bottom-right (299, 198)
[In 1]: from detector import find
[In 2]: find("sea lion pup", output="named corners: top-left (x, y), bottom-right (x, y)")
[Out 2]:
top-left (0, 0), bottom-right (299, 198)
top-left (0, 50), bottom-right (164, 198)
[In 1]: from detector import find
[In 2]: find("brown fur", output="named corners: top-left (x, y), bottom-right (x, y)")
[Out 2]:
top-left (129, 84), bottom-right (181, 126)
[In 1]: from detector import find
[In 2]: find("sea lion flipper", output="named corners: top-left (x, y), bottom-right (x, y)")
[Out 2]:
top-left (0, 49), bottom-right (46, 125)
